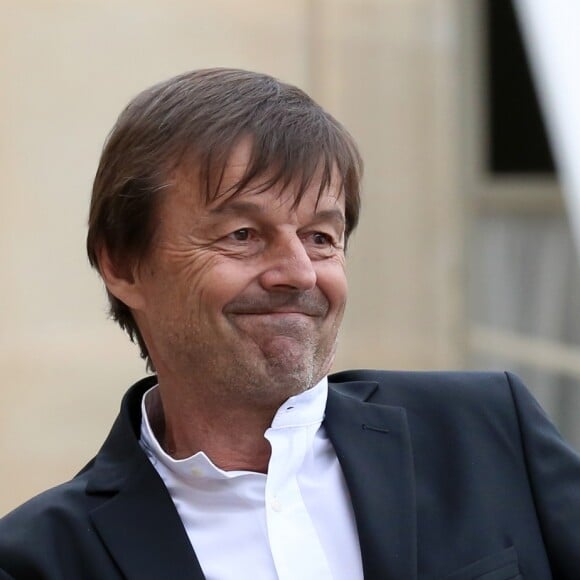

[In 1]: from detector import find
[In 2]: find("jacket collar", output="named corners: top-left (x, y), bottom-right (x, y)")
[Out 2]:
top-left (86, 376), bottom-right (205, 580)
top-left (326, 376), bottom-right (418, 580)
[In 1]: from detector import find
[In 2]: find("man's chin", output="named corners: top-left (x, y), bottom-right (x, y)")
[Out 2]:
top-left (226, 331), bottom-right (335, 394)
top-left (259, 335), bottom-right (312, 363)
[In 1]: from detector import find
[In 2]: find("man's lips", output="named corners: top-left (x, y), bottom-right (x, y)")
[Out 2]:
top-left (223, 292), bottom-right (329, 318)
top-left (229, 310), bottom-right (318, 317)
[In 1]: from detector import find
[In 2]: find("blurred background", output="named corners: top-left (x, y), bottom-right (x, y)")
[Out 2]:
top-left (2, 0), bottom-right (580, 515)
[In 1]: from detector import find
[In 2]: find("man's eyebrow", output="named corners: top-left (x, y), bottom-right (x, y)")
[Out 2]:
top-left (209, 201), bottom-right (345, 227)
top-left (313, 209), bottom-right (345, 227)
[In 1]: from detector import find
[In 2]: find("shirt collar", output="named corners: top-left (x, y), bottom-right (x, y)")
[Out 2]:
top-left (139, 377), bottom-right (328, 481)
top-left (270, 376), bottom-right (328, 429)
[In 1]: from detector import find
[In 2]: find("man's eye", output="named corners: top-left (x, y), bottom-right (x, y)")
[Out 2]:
top-left (230, 228), bottom-right (251, 241)
top-left (312, 232), bottom-right (332, 245)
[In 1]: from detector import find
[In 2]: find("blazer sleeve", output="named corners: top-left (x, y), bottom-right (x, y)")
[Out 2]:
top-left (506, 371), bottom-right (580, 578)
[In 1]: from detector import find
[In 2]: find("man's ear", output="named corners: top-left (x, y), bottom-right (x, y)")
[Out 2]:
top-left (97, 245), bottom-right (146, 311)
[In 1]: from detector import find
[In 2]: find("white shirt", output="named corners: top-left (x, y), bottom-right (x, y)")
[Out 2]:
top-left (139, 377), bottom-right (364, 580)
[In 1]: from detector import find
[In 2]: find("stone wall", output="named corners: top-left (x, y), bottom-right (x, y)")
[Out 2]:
top-left (0, 0), bottom-right (464, 514)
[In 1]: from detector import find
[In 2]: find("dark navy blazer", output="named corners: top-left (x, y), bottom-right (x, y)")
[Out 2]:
top-left (1, 370), bottom-right (579, 579)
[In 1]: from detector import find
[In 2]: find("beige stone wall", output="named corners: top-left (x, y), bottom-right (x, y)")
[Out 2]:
top-left (0, 0), bottom-right (465, 514)
top-left (310, 0), bottom-right (465, 370)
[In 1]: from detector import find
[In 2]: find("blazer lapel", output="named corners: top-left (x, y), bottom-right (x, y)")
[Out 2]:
top-left (84, 378), bottom-right (206, 580)
top-left (89, 459), bottom-right (205, 580)
top-left (325, 381), bottom-right (418, 580)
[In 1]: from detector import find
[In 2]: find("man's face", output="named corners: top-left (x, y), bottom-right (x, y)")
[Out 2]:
top-left (131, 142), bottom-right (348, 407)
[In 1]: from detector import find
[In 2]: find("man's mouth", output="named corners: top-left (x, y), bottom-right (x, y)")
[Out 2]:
top-left (232, 310), bottom-right (316, 317)
top-left (228, 311), bottom-right (318, 337)
top-left (223, 291), bottom-right (329, 319)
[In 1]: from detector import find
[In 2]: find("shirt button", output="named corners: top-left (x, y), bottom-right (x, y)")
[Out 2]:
top-left (270, 498), bottom-right (283, 512)
top-left (190, 467), bottom-right (203, 477)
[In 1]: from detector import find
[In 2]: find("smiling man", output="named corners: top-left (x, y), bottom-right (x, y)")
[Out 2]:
top-left (100, 138), bottom-right (349, 471)
top-left (1, 69), bottom-right (580, 580)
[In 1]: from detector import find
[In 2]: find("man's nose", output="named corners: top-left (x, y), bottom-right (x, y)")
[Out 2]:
top-left (259, 235), bottom-right (317, 292)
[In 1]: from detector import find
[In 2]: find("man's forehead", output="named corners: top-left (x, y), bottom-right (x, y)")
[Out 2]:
top-left (171, 146), bottom-right (345, 212)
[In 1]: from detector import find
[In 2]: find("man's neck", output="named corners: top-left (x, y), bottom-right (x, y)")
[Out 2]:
top-left (145, 384), bottom-right (279, 473)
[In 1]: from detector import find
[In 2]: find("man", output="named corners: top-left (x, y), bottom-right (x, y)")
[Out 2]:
top-left (0, 68), bottom-right (579, 579)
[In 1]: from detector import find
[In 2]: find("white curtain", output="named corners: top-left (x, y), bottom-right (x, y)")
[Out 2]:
top-left (514, 0), bottom-right (580, 258)
top-left (470, 213), bottom-right (580, 447)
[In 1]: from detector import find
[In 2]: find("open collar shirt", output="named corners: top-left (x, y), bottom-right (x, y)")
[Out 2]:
top-left (139, 377), bottom-right (363, 580)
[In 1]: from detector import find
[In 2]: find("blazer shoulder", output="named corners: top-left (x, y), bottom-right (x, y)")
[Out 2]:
top-left (0, 465), bottom-right (105, 570)
top-left (329, 368), bottom-right (515, 394)
top-left (328, 369), bottom-right (526, 415)
top-left (0, 471), bottom-right (92, 539)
